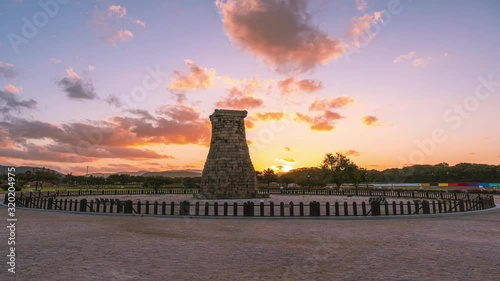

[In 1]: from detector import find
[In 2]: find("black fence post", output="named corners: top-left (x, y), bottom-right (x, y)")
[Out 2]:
top-left (124, 200), bottom-right (133, 214)
top-left (79, 199), bottom-right (87, 212)
top-left (47, 197), bottom-right (53, 210)
top-left (371, 201), bottom-right (380, 216)
top-left (459, 200), bottom-right (465, 212)
top-left (422, 200), bottom-right (430, 214)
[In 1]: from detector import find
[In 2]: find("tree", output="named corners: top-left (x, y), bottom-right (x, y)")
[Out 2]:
top-left (262, 168), bottom-right (278, 187)
top-left (346, 164), bottom-right (366, 189)
top-left (320, 153), bottom-right (353, 188)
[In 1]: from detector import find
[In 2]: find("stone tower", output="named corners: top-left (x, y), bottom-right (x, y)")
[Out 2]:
top-left (200, 109), bottom-right (257, 198)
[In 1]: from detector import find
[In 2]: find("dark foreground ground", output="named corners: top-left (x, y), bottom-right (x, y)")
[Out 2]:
top-left (1, 199), bottom-right (500, 281)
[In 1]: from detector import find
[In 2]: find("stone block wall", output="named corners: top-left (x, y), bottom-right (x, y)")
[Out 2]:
top-left (200, 109), bottom-right (257, 196)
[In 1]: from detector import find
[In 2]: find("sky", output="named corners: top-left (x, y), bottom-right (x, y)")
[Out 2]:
top-left (0, 0), bottom-right (499, 175)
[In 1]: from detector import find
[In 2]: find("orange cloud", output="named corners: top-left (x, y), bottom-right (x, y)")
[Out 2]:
top-left (295, 110), bottom-right (344, 131)
top-left (284, 147), bottom-right (291, 152)
top-left (344, 150), bottom-right (360, 156)
top-left (245, 118), bottom-right (255, 129)
top-left (309, 96), bottom-right (353, 111)
top-left (276, 157), bottom-right (296, 163)
top-left (107, 29), bottom-right (133, 45)
top-left (277, 77), bottom-right (322, 95)
top-left (168, 60), bottom-right (215, 91)
top-left (347, 11), bottom-right (384, 48)
top-left (4, 84), bottom-right (20, 93)
top-left (217, 0), bottom-right (345, 73)
top-left (255, 112), bottom-right (284, 121)
top-left (216, 85), bottom-right (263, 110)
top-left (355, 0), bottom-right (368, 11)
top-left (362, 115), bottom-right (378, 126)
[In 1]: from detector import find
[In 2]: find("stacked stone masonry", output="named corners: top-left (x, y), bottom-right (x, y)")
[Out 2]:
top-left (200, 109), bottom-right (257, 196)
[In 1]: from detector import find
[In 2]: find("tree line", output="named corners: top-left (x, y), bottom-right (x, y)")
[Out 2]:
top-left (257, 153), bottom-right (500, 187)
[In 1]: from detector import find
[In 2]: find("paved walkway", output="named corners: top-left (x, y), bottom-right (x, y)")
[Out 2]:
top-left (1, 203), bottom-right (500, 281)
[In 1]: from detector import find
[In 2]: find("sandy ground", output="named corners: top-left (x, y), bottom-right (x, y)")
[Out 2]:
top-left (1, 199), bottom-right (499, 281)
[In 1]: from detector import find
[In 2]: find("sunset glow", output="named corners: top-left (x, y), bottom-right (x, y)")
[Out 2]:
top-left (0, 0), bottom-right (499, 174)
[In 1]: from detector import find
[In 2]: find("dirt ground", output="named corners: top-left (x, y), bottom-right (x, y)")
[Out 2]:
top-left (1, 198), bottom-right (499, 281)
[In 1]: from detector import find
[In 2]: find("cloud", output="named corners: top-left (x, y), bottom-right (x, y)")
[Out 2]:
top-left (105, 94), bottom-right (122, 108)
top-left (393, 51), bottom-right (416, 63)
top-left (217, 0), bottom-right (345, 73)
top-left (50, 58), bottom-right (63, 64)
top-left (284, 147), bottom-right (291, 152)
top-left (0, 61), bottom-right (17, 78)
top-left (255, 112), bottom-right (285, 121)
top-left (412, 58), bottom-right (428, 66)
top-left (134, 19), bottom-right (146, 28)
top-left (0, 142), bottom-right (173, 163)
top-left (276, 157), bottom-right (296, 163)
top-left (0, 111), bottom-right (211, 164)
top-left (393, 51), bottom-right (428, 66)
top-left (92, 5), bottom-right (137, 45)
top-left (168, 60), bottom-right (215, 92)
top-left (88, 65), bottom-right (95, 71)
top-left (4, 84), bottom-right (20, 93)
top-left (57, 67), bottom-right (97, 100)
top-left (245, 118), bottom-right (255, 129)
top-left (216, 86), bottom-right (263, 109)
top-left (106, 29), bottom-right (134, 45)
top-left (295, 110), bottom-right (344, 131)
top-left (343, 149), bottom-right (360, 156)
top-left (157, 104), bottom-right (200, 122)
top-left (0, 90), bottom-right (37, 115)
top-left (355, 0), bottom-right (368, 11)
top-left (65, 66), bottom-right (80, 79)
top-left (108, 5), bottom-right (127, 18)
top-left (57, 77), bottom-right (97, 100)
top-left (127, 109), bottom-right (155, 120)
top-left (277, 77), bottom-right (322, 95)
top-left (362, 115), bottom-right (378, 126)
top-left (346, 11), bottom-right (384, 48)
top-left (309, 96), bottom-right (353, 111)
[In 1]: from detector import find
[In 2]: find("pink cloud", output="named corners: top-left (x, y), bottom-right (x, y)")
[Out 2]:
top-left (277, 77), bottom-right (322, 95)
top-left (362, 115), bottom-right (378, 126)
top-left (217, 0), bottom-right (345, 73)
top-left (309, 96), bottom-right (353, 111)
top-left (168, 60), bottom-right (215, 92)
